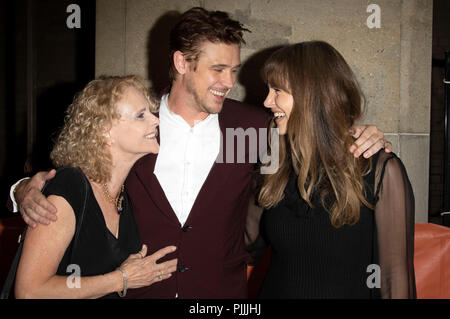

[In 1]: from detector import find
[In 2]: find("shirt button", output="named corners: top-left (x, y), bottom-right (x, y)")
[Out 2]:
top-left (178, 265), bottom-right (189, 272)
top-left (182, 225), bottom-right (192, 232)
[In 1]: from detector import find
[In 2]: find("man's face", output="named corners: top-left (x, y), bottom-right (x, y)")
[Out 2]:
top-left (184, 41), bottom-right (241, 115)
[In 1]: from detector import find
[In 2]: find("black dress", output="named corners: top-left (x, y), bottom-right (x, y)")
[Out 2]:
top-left (42, 167), bottom-right (141, 299)
top-left (250, 151), bottom-right (416, 299)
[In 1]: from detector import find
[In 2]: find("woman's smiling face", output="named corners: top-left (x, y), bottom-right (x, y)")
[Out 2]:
top-left (263, 85), bottom-right (294, 136)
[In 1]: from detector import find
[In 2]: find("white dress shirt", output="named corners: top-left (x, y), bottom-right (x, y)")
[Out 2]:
top-left (154, 94), bottom-right (221, 226)
top-left (10, 177), bottom-right (29, 212)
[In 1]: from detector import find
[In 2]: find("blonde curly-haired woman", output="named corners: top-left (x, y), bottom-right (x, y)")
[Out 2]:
top-left (15, 76), bottom-right (178, 299)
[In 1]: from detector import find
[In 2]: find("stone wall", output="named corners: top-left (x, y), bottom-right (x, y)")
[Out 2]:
top-left (96, 0), bottom-right (433, 222)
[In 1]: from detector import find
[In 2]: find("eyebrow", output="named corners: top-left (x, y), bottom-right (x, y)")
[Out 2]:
top-left (211, 64), bottom-right (241, 69)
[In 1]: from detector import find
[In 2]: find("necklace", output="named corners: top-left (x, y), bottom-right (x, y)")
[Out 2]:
top-left (102, 183), bottom-right (125, 214)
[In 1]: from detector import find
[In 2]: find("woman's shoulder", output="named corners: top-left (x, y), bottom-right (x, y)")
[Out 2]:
top-left (46, 166), bottom-right (86, 185)
top-left (372, 150), bottom-right (404, 178)
top-left (372, 150), bottom-right (412, 200)
top-left (43, 166), bottom-right (89, 204)
top-left (363, 150), bottom-right (402, 197)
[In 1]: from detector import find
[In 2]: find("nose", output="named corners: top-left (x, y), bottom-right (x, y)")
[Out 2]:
top-left (221, 70), bottom-right (235, 89)
top-left (264, 90), bottom-right (274, 109)
top-left (149, 112), bottom-right (160, 127)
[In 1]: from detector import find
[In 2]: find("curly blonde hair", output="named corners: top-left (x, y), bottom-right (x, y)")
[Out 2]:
top-left (50, 75), bottom-right (158, 183)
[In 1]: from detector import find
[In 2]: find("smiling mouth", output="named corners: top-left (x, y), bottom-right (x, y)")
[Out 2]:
top-left (209, 89), bottom-right (227, 98)
top-left (274, 112), bottom-right (286, 119)
top-left (144, 130), bottom-right (158, 139)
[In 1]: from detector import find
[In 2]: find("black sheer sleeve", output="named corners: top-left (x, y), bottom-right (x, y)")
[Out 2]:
top-left (373, 151), bottom-right (417, 299)
top-left (245, 168), bottom-right (268, 266)
top-left (245, 193), bottom-right (268, 266)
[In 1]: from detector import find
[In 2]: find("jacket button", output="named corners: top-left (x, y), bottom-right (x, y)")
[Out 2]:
top-left (178, 265), bottom-right (189, 272)
top-left (182, 225), bottom-right (192, 232)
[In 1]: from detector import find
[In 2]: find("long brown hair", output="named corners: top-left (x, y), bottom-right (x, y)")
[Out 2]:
top-left (258, 41), bottom-right (372, 228)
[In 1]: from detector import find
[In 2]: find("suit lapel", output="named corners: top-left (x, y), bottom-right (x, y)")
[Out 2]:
top-left (184, 101), bottom-right (234, 225)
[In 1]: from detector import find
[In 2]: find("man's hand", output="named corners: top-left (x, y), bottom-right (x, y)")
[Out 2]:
top-left (349, 125), bottom-right (392, 158)
top-left (15, 170), bottom-right (57, 228)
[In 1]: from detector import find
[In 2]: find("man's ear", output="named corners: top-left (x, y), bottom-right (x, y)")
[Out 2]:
top-left (173, 50), bottom-right (188, 75)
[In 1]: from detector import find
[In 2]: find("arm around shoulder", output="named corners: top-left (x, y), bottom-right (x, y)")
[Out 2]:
top-left (8, 170), bottom-right (58, 228)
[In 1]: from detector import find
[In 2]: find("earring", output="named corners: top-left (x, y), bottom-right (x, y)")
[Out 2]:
top-left (104, 132), bottom-right (114, 146)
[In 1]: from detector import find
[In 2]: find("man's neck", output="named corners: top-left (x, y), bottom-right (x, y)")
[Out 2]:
top-left (167, 84), bottom-right (210, 127)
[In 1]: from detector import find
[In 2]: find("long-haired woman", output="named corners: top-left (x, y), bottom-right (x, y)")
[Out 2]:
top-left (254, 41), bottom-right (416, 299)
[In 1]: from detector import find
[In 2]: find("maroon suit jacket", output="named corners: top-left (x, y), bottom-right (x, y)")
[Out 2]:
top-left (125, 98), bottom-right (270, 298)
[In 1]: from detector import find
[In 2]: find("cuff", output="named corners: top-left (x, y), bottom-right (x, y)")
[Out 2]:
top-left (9, 177), bottom-right (30, 213)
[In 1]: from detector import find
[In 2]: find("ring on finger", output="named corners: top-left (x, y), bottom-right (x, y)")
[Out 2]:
top-left (158, 271), bottom-right (163, 280)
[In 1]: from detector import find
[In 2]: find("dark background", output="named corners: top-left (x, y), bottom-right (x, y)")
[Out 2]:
top-left (429, 0), bottom-right (450, 224)
top-left (0, 0), bottom-right (95, 215)
top-left (0, 0), bottom-right (95, 288)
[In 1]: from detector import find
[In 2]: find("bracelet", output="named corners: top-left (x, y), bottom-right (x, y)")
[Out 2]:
top-left (117, 266), bottom-right (127, 297)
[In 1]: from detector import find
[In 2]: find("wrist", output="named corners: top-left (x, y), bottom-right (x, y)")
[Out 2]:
top-left (116, 267), bottom-right (127, 297)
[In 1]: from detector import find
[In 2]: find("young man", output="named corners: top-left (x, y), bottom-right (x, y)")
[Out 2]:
top-left (9, 7), bottom-right (389, 298)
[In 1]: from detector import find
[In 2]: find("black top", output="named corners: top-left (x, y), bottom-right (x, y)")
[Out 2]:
top-left (250, 151), bottom-right (416, 299)
top-left (42, 167), bottom-right (141, 299)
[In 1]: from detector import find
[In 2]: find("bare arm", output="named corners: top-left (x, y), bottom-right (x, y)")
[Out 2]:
top-left (15, 195), bottom-right (177, 299)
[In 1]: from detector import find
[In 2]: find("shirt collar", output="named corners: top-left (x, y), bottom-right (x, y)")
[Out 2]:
top-left (160, 93), bottom-right (219, 131)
